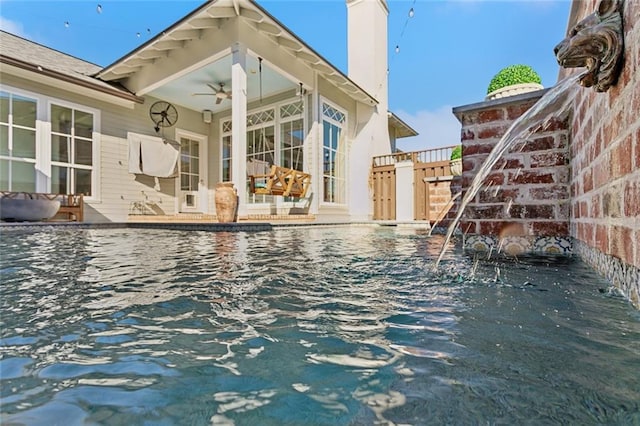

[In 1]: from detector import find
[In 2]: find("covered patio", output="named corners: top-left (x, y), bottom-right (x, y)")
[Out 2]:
top-left (96, 0), bottom-right (377, 221)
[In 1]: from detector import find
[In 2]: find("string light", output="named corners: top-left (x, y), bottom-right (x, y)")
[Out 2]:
top-left (389, 0), bottom-right (417, 74)
top-left (58, 3), bottom-right (155, 40)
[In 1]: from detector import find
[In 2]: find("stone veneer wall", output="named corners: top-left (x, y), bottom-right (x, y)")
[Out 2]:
top-left (559, 0), bottom-right (640, 307)
top-left (452, 92), bottom-right (572, 255)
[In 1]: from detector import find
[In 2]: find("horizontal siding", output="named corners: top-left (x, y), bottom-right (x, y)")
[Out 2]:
top-left (87, 135), bottom-right (177, 222)
top-left (3, 72), bottom-right (367, 222)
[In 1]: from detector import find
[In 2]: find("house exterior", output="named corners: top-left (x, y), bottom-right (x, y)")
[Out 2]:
top-left (0, 0), bottom-right (416, 223)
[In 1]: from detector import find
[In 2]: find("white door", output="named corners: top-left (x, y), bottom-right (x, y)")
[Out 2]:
top-left (178, 133), bottom-right (207, 212)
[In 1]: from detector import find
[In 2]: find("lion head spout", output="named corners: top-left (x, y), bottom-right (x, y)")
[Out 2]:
top-left (554, 0), bottom-right (624, 92)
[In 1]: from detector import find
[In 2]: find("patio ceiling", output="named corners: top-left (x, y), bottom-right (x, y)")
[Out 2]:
top-left (97, 0), bottom-right (377, 115)
top-left (148, 54), bottom-right (295, 115)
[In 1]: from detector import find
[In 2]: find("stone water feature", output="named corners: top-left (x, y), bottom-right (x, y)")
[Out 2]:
top-left (445, 0), bottom-right (639, 307)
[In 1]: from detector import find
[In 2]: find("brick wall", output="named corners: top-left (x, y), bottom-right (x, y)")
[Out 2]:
top-left (452, 93), bottom-right (571, 240)
top-left (450, 0), bottom-right (639, 307)
top-left (562, 0), bottom-right (640, 305)
top-left (428, 178), bottom-right (460, 224)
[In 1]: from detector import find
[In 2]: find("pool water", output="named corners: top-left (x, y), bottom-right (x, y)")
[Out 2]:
top-left (1, 226), bottom-right (639, 425)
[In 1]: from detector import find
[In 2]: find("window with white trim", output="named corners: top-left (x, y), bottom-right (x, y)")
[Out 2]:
top-left (1, 86), bottom-right (98, 196)
top-left (221, 120), bottom-right (232, 182)
top-left (322, 101), bottom-right (346, 204)
top-left (0, 91), bottom-right (37, 192)
top-left (246, 108), bottom-right (275, 204)
top-left (220, 98), bottom-right (306, 204)
top-left (50, 103), bottom-right (95, 195)
top-left (280, 100), bottom-right (304, 171)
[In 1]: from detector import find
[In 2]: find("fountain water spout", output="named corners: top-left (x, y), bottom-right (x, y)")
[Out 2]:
top-left (554, 0), bottom-right (624, 92)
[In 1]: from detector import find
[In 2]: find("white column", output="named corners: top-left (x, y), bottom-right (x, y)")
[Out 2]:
top-left (231, 42), bottom-right (248, 217)
top-left (309, 70), bottom-right (320, 215)
top-left (346, 0), bottom-right (390, 157)
top-left (395, 160), bottom-right (414, 221)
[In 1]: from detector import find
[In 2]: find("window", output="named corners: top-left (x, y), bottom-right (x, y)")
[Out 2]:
top-left (221, 99), bottom-right (306, 205)
top-left (280, 101), bottom-right (304, 171)
top-left (246, 109), bottom-right (275, 204)
top-left (0, 91), bottom-right (37, 192)
top-left (221, 120), bottom-right (232, 182)
top-left (50, 104), bottom-right (94, 195)
top-left (322, 101), bottom-right (346, 204)
top-left (180, 137), bottom-right (200, 192)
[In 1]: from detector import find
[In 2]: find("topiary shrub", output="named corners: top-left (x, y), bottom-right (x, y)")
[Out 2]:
top-left (487, 64), bottom-right (542, 95)
top-left (450, 145), bottom-right (462, 161)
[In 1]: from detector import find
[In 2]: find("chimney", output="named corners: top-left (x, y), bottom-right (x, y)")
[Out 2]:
top-left (346, 0), bottom-right (389, 112)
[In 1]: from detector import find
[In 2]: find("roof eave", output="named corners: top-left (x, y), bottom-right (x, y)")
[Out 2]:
top-left (96, 0), bottom-right (378, 106)
top-left (248, 0), bottom-right (378, 106)
top-left (1, 55), bottom-right (144, 105)
top-left (388, 111), bottom-right (418, 138)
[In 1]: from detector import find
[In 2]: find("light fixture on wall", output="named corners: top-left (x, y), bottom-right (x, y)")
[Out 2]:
top-left (258, 57), bottom-right (263, 104)
top-left (298, 82), bottom-right (306, 109)
top-left (203, 109), bottom-right (212, 124)
top-left (297, 82), bottom-right (306, 97)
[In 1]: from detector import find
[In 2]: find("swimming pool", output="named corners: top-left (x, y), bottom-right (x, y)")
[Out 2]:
top-left (1, 226), bottom-right (639, 425)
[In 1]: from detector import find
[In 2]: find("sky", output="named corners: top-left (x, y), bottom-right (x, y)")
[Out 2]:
top-left (0, 0), bottom-right (572, 151)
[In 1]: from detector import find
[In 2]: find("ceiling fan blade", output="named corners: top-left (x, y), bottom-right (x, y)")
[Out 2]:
top-left (216, 97), bottom-right (223, 105)
top-left (192, 93), bottom-right (215, 96)
top-left (207, 83), bottom-right (219, 93)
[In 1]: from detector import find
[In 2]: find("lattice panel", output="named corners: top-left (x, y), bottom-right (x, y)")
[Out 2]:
top-left (247, 109), bottom-right (275, 126)
top-left (322, 103), bottom-right (345, 123)
top-left (280, 101), bottom-right (303, 119)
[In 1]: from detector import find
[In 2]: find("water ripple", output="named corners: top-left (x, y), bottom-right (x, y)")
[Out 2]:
top-left (1, 226), bottom-right (638, 425)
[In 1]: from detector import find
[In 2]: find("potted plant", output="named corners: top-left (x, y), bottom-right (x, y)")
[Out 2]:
top-left (450, 145), bottom-right (462, 176)
top-left (486, 64), bottom-right (543, 100)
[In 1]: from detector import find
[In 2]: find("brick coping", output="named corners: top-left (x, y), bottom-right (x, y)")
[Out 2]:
top-left (0, 221), bottom-right (429, 232)
top-left (452, 88), bottom-right (549, 114)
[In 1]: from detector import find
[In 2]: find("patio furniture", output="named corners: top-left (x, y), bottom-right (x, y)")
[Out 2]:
top-left (0, 192), bottom-right (83, 222)
top-left (248, 165), bottom-right (311, 198)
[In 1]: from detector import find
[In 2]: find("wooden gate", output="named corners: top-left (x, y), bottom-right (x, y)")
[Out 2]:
top-left (371, 164), bottom-right (396, 220)
top-left (372, 147), bottom-right (458, 222)
top-left (413, 160), bottom-right (451, 221)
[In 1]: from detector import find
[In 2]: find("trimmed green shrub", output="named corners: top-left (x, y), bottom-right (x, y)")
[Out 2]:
top-left (487, 64), bottom-right (542, 94)
top-left (450, 145), bottom-right (462, 161)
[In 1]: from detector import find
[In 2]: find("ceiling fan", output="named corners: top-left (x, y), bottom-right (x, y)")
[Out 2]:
top-left (192, 83), bottom-right (232, 104)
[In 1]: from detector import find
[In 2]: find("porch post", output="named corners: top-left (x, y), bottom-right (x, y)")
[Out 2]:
top-left (395, 160), bottom-right (414, 221)
top-left (309, 70), bottom-right (320, 215)
top-left (231, 42), bottom-right (248, 218)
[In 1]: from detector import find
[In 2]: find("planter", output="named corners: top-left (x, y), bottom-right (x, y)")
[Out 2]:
top-left (214, 182), bottom-right (238, 223)
top-left (450, 159), bottom-right (462, 176)
top-left (485, 82), bottom-right (544, 101)
top-left (0, 197), bottom-right (61, 221)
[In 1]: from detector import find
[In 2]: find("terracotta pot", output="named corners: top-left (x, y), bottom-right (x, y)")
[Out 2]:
top-left (450, 159), bottom-right (463, 176)
top-left (214, 182), bottom-right (238, 223)
top-left (485, 83), bottom-right (544, 101)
